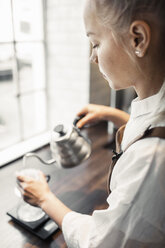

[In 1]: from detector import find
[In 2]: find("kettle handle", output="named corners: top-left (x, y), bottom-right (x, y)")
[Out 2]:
top-left (73, 115), bottom-right (91, 145)
top-left (73, 115), bottom-right (85, 127)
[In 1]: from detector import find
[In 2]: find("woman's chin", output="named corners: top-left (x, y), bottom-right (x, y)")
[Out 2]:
top-left (102, 75), bottom-right (114, 89)
top-left (107, 79), bottom-right (120, 90)
top-left (107, 78), bottom-right (126, 91)
top-left (101, 74), bottom-right (124, 90)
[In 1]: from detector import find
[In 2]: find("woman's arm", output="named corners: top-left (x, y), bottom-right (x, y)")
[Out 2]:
top-left (40, 192), bottom-right (71, 228)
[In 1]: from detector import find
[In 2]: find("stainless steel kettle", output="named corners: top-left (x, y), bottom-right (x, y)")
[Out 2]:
top-left (23, 116), bottom-right (91, 169)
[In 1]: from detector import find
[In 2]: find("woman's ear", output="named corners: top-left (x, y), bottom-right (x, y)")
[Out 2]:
top-left (130, 20), bottom-right (151, 57)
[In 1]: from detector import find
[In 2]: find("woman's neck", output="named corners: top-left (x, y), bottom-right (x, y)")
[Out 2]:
top-left (135, 75), bottom-right (164, 100)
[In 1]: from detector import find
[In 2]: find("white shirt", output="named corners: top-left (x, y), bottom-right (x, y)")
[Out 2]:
top-left (62, 82), bottom-right (165, 248)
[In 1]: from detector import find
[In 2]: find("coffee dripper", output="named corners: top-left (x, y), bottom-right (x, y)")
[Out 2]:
top-left (15, 168), bottom-right (51, 222)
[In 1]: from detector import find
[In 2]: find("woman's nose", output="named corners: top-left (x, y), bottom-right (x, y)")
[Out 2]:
top-left (90, 53), bottom-right (98, 64)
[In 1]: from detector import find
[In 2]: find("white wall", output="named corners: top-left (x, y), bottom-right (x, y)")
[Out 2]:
top-left (46, 0), bottom-right (90, 128)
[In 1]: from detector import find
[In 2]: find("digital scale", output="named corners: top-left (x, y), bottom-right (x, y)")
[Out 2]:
top-left (7, 201), bottom-right (59, 240)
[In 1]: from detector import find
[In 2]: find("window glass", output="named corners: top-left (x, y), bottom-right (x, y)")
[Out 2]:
top-left (0, 44), bottom-right (21, 150)
top-left (0, 44), bottom-right (15, 95)
top-left (12, 0), bottom-right (44, 41)
top-left (16, 43), bottom-right (45, 93)
top-left (0, 95), bottom-right (21, 150)
top-left (0, 0), bottom-right (13, 42)
top-left (20, 91), bottom-right (47, 139)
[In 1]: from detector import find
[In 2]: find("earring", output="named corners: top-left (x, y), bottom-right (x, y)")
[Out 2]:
top-left (135, 50), bottom-right (141, 56)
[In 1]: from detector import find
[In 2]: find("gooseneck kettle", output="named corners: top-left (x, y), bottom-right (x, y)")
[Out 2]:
top-left (23, 116), bottom-right (91, 169)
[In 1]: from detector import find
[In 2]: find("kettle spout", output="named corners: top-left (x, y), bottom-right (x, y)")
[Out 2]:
top-left (23, 152), bottom-right (57, 166)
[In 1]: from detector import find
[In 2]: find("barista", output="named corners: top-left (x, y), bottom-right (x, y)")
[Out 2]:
top-left (17, 0), bottom-right (165, 247)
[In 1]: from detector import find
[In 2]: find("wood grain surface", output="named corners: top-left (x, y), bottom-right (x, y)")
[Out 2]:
top-left (0, 122), bottom-right (114, 248)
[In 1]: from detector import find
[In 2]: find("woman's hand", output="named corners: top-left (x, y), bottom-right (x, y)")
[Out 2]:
top-left (77, 104), bottom-right (130, 128)
top-left (76, 104), bottom-right (108, 128)
top-left (17, 171), bottom-right (51, 208)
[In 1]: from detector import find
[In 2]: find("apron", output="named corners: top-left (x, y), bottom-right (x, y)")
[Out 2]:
top-left (107, 125), bottom-right (165, 194)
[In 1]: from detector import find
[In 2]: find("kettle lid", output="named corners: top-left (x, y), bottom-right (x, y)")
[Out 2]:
top-left (52, 124), bottom-right (72, 142)
top-left (53, 124), bottom-right (66, 137)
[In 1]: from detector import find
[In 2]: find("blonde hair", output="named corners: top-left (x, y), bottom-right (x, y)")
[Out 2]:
top-left (93, 0), bottom-right (165, 33)
top-left (93, 0), bottom-right (165, 62)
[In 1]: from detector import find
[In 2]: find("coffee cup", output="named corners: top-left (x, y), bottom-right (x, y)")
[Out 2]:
top-left (15, 168), bottom-right (50, 197)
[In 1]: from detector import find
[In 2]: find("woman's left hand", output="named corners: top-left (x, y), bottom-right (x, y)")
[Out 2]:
top-left (17, 171), bottom-right (51, 207)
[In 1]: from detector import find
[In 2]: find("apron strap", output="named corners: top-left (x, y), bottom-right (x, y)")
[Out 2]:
top-left (107, 126), bottom-right (165, 194)
top-left (107, 124), bottom-right (126, 194)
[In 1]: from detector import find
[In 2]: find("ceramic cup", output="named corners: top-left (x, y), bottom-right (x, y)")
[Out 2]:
top-left (15, 168), bottom-right (50, 197)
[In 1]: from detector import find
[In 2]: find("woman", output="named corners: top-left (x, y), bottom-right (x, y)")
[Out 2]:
top-left (17, 0), bottom-right (165, 247)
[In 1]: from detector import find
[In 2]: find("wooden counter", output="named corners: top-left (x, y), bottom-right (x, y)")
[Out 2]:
top-left (0, 122), bottom-right (114, 248)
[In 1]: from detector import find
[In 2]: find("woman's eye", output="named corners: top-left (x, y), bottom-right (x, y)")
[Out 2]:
top-left (92, 44), bottom-right (99, 49)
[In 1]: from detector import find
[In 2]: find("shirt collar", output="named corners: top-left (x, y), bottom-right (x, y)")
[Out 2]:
top-left (130, 81), bottom-right (165, 119)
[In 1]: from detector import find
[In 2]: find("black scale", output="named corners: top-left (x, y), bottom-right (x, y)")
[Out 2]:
top-left (7, 201), bottom-right (59, 240)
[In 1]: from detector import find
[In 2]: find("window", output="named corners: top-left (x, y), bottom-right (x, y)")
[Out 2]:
top-left (0, 0), bottom-right (47, 166)
top-left (0, 0), bottom-right (92, 166)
